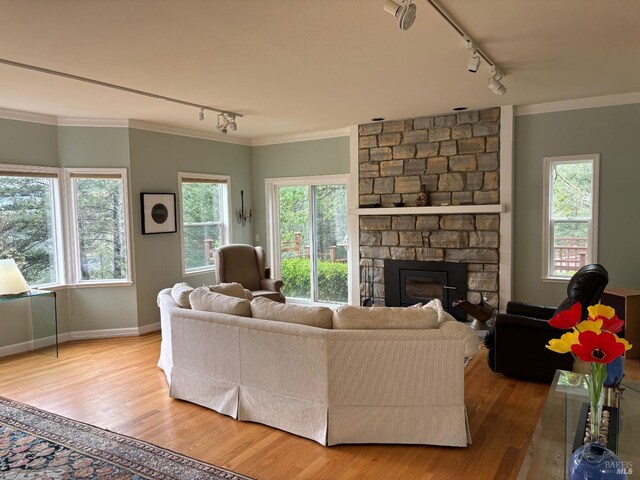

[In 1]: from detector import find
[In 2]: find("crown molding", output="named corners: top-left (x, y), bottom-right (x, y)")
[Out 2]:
top-left (57, 117), bottom-right (130, 127)
top-left (515, 91), bottom-right (640, 116)
top-left (128, 119), bottom-right (252, 146)
top-left (251, 127), bottom-right (351, 147)
top-left (0, 107), bottom-right (58, 125)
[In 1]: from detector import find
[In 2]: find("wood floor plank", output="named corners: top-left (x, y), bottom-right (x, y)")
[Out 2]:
top-left (0, 333), bottom-right (637, 480)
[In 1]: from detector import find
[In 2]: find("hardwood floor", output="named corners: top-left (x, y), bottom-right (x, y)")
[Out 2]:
top-left (1, 334), bottom-right (638, 479)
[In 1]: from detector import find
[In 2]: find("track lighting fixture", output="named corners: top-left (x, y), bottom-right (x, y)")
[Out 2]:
top-left (383, 0), bottom-right (508, 93)
top-left (0, 57), bottom-right (242, 130)
top-left (383, 0), bottom-right (416, 30)
top-left (466, 41), bottom-right (480, 73)
top-left (216, 113), bottom-right (237, 135)
top-left (488, 66), bottom-right (507, 96)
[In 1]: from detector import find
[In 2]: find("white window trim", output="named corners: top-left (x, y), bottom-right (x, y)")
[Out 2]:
top-left (64, 168), bottom-right (133, 286)
top-left (0, 164), bottom-right (66, 288)
top-left (265, 173), bottom-right (351, 304)
top-left (178, 172), bottom-right (232, 277)
top-left (542, 154), bottom-right (599, 281)
top-left (0, 164), bottom-right (135, 289)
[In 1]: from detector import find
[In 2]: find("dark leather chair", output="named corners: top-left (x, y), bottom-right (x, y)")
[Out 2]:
top-left (484, 264), bottom-right (609, 382)
top-left (213, 244), bottom-right (285, 302)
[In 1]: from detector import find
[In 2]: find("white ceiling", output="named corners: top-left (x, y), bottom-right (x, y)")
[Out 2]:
top-left (0, 0), bottom-right (639, 141)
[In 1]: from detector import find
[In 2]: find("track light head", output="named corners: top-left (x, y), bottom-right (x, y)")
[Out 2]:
top-left (488, 67), bottom-right (507, 95)
top-left (384, 0), bottom-right (416, 30)
top-left (199, 108), bottom-right (205, 121)
top-left (466, 40), bottom-right (480, 73)
top-left (216, 113), bottom-right (237, 134)
top-left (468, 53), bottom-right (480, 73)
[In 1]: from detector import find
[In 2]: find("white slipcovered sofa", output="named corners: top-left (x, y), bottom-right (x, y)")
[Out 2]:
top-left (157, 287), bottom-right (478, 447)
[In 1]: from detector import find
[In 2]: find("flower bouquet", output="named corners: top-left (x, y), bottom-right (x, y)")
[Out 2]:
top-left (547, 303), bottom-right (633, 478)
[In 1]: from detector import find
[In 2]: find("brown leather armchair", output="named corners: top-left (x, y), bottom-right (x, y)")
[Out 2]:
top-left (213, 244), bottom-right (285, 302)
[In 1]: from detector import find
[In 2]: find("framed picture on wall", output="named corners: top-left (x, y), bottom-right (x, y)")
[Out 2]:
top-left (141, 193), bottom-right (177, 235)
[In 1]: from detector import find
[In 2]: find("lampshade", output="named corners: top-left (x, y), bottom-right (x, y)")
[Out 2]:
top-left (0, 259), bottom-right (30, 295)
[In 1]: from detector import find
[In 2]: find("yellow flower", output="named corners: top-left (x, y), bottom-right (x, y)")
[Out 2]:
top-left (576, 319), bottom-right (603, 333)
top-left (614, 334), bottom-right (633, 351)
top-left (588, 304), bottom-right (616, 320)
top-left (546, 330), bottom-right (580, 354)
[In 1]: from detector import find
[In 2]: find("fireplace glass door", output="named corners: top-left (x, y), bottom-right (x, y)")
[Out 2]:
top-left (400, 270), bottom-right (448, 306)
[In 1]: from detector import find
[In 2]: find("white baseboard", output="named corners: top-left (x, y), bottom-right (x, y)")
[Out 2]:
top-left (0, 323), bottom-right (160, 358)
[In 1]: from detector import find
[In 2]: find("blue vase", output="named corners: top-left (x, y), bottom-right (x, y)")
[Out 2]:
top-left (605, 357), bottom-right (624, 387)
top-left (569, 442), bottom-right (628, 479)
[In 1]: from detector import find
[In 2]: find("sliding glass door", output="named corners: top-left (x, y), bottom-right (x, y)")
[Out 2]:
top-left (271, 177), bottom-right (348, 304)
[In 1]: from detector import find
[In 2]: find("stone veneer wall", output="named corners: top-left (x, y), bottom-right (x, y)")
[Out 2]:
top-left (357, 108), bottom-right (501, 308)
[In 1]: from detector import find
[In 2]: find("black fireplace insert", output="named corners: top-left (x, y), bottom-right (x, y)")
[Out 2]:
top-left (384, 260), bottom-right (467, 321)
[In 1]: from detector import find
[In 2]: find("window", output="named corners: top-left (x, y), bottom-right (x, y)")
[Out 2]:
top-left (0, 165), bottom-right (131, 287)
top-left (0, 168), bottom-right (62, 286)
top-left (179, 173), bottom-right (230, 274)
top-left (543, 154), bottom-right (599, 280)
top-left (267, 175), bottom-right (349, 304)
top-left (68, 169), bottom-right (131, 283)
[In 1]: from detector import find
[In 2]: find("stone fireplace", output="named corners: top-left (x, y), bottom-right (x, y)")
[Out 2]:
top-left (357, 108), bottom-right (501, 312)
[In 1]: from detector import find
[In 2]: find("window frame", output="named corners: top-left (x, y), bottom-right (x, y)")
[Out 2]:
top-left (0, 164), bottom-right (65, 288)
top-left (265, 174), bottom-right (350, 305)
top-left (64, 167), bottom-right (133, 286)
top-left (542, 154), bottom-right (599, 281)
top-left (178, 172), bottom-right (232, 276)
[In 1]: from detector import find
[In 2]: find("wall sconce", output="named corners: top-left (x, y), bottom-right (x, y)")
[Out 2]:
top-left (237, 190), bottom-right (253, 226)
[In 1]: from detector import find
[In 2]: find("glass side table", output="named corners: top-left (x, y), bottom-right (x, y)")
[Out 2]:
top-left (518, 369), bottom-right (639, 479)
top-left (0, 289), bottom-right (58, 357)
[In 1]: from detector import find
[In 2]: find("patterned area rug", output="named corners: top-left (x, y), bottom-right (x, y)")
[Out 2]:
top-left (0, 396), bottom-right (253, 480)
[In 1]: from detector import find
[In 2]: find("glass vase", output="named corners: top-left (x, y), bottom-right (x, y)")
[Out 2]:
top-left (569, 442), bottom-right (627, 479)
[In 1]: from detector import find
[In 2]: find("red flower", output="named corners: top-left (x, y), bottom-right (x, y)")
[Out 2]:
top-left (599, 314), bottom-right (624, 334)
top-left (571, 330), bottom-right (626, 364)
top-left (549, 302), bottom-right (582, 329)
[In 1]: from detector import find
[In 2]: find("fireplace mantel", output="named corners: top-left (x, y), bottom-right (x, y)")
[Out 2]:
top-left (350, 204), bottom-right (504, 216)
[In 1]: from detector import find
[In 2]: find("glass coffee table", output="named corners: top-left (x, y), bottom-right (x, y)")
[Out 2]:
top-left (518, 370), bottom-right (638, 479)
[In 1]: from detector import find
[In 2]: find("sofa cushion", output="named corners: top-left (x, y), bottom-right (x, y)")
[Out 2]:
top-left (333, 305), bottom-right (439, 330)
top-left (438, 321), bottom-right (480, 357)
top-left (210, 282), bottom-right (250, 299)
top-left (250, 297), bottom-right (333, 329)
top-left (171, 282), bottom-right (194, 309)
top-left (424, 298), bottom-right (456, 324)
top-left (189, 287), bottom-right (252, 317)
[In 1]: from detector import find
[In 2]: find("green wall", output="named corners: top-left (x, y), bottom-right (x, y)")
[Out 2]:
top-left (1, 118), bottom-right (254, 348)
top-left (0, 118), bottom-right (58, 167)
top-left (251, 136), bottom-right (350, 252)
top-left (514, 104), bottom-right (640, 306)
top-left (57, 126), bottom-right (139, 332)
top-left (128, 128), bottom-right (253, 326)
top-left (0, 119), bottom-right (67, 347)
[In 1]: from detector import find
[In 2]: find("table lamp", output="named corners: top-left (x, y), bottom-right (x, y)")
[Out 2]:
top-left (0, 259), bottom-right (30, 295)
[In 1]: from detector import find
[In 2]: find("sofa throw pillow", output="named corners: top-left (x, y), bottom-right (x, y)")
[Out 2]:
top-left (250, 296), bottom-right (333, 329)
top-left (189, 287), bottom-right (252, 317)
top-left (423, 298), bottom-right (455, 324)
top-left (333, 305), bottom-right (438, 330)
top-left (438, 321), bottom-right (480, 357)
top-left (209, 282), bottom-right (248, 299)
top-left (171, 282), bottom-right (194, 309)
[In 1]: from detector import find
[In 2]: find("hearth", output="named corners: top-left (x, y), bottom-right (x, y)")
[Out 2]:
top-left (384, 260), bottom-right (467, 321)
